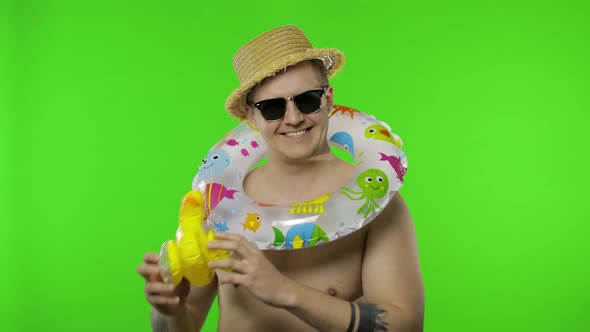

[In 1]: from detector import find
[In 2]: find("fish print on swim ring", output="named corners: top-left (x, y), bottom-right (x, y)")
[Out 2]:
top-left (191, 105), bottom-right (408, 250)
top-left (284, 223), bottom-right (329, 249)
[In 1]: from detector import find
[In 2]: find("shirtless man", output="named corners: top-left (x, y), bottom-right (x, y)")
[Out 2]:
top-left (137, 26), bottom-right (424, 332)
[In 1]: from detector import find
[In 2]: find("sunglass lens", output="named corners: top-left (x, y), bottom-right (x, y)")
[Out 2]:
top-left (294, 91), bottom-right (322, 114)
top-left (258, 99), bottom-right (286, 121)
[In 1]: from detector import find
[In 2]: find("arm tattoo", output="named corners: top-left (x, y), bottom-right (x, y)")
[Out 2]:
top-left (357, 303), bottom-right (389, 332)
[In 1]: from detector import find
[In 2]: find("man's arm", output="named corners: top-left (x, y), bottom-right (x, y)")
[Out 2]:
top-left (150, 278), bottom-right (218, 332)
top-left (282, 193), bottom-right (425, 331)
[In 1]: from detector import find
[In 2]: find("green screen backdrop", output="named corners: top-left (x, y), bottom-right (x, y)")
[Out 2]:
top-left (3, 1), bottom-right (589, 331)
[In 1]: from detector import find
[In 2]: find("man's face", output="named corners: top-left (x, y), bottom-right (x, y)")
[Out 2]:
top-left (246, 61), bottom-right (334, 162)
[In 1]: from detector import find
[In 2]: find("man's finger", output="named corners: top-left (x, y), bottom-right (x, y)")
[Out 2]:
top-left (147, 295), bottom-right (180, 305)
top-left (137, 264), bottom-right (163, 281)
top-left (208, 258), bottom-right (246, 273)
top-left (209, 237), bottom-right (255, 258)
top-left (145, 282), bottom-right (176, 296)
top-left (144, 252), bottom-right (160, 264)
top-left (215, 269), bottom-right (247, 286)
top-left (213, 231), bottom-right (241, 241)
top-left (137, 264), bottom-right (151, 278)
top-left (207, 240), bottom-right (236, 251)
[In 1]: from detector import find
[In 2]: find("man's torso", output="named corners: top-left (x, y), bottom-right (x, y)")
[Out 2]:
top-left (217, 157), bottom-right (372, 331)
top-left (217, 224), bottom-right (369, 332)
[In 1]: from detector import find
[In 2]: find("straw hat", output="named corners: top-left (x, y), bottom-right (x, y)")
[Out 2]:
top-left (225, 25), bottom-right (345, 120)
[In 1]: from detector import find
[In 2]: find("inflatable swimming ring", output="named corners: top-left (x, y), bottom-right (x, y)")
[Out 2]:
top-left (192, 105), bottom-right (408, 250)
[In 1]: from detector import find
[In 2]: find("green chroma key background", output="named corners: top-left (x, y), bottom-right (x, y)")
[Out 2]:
top-left (2, 1), bottom-right (589, 331)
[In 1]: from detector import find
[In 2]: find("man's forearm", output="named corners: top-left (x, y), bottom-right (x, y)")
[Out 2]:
top-left (282, 282), bottom-right (422, 332)
top-left (150, 306), bottom-right (196, 332)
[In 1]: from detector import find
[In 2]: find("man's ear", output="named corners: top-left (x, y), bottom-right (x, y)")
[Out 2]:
top-left (245, 106), bottom-right (257, 129)
top-left (325, 85), bottom-right (334, 108)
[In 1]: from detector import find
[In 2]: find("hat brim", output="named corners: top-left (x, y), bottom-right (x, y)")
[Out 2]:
top-left (225, 48), bottom-right (345, 120)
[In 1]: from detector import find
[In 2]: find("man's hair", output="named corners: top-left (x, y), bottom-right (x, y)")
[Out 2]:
top-left (309, 58), bottom-right (329, 87)
top-left (246, 59), bottom-right (329, 105)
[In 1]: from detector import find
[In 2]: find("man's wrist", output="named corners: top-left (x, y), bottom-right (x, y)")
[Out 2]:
top-left (155, 304), bottom-right (196, 332)
top-left (160, 304), bottom-right (189, 322)
top-left (276, 278), bottom-right (306, 309)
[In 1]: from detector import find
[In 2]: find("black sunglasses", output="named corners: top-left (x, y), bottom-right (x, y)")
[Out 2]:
top-left (252, 88), bottom-right (326, 122)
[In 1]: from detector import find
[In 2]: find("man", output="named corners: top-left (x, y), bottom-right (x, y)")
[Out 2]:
top-left (137, 25), bottom-right (424, 332)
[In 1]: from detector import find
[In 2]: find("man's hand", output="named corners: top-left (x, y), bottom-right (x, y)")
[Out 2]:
top-left (137, 252), bottom-right (191, 317)
top-left (207, 232), bottom-right (296, 308)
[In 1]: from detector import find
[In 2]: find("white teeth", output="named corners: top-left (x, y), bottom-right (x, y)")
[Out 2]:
top-left (285, 129), bottom-right (307, 137)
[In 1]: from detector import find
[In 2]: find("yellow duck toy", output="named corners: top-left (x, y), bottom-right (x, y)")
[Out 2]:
top-left (159, 190), bottom-right (229, 287)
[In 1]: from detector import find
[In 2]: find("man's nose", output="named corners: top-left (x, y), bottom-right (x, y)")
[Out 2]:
top-left (283, 99), bottom-right (304, 125)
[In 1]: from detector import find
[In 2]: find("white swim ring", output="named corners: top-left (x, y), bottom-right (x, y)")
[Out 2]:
top-left (192, 105), bottom-right (408, 250)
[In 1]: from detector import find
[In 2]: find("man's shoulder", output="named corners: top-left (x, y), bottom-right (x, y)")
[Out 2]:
top-left (368, 192), bottom-right (408, 231)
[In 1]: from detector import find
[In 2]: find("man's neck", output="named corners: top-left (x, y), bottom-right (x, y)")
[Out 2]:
top-left (248, 150), bottom-right (340, 204)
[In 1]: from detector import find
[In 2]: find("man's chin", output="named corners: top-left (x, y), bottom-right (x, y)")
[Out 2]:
top-left (278, 147), bottom-right (317, 162)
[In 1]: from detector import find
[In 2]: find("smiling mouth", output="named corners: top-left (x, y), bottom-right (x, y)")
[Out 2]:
top-left (203, 164), bottom-right (213, 169)
top-left (282, 128), bottom-right (311, 138)
top-left (370, 185), bottom-right (380, 190)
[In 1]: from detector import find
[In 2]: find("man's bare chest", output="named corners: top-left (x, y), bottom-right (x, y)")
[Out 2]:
top-left (216, 227), bottom-right (370, 332)
top-left (264, 227), bottom-right (367, 300)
